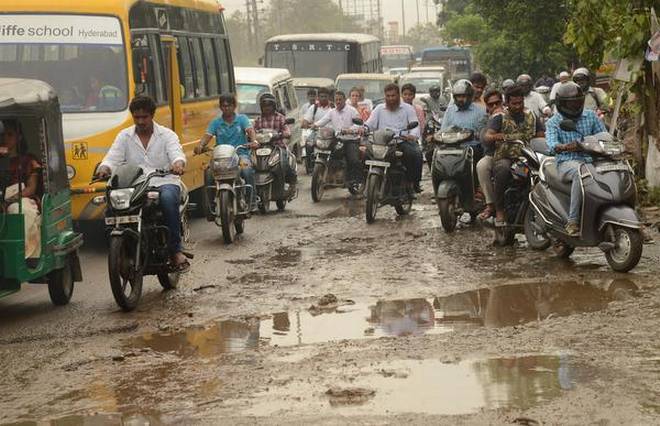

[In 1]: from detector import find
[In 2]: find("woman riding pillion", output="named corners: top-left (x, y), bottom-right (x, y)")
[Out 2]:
top-left (195, 93), bottom-right (258, 212)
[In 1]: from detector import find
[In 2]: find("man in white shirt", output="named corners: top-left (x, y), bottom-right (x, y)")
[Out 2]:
top-left (302, 87), bottom-right (332, 128)
top-left (313, 90), bottom-right (363, 191)
top-left (365, 83), bottom-right (424, 192)
top-left (549, 71), bottom-right (571, 103)
top-left (97, 96), bottom-right (189, 271)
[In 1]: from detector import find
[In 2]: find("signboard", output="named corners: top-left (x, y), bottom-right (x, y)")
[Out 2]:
top-left (269, 42), bottom-right (351, 52)
top-left (0, 14), bottom-right (123, 45)
top-left (380, 46), bottom-right (411, 55)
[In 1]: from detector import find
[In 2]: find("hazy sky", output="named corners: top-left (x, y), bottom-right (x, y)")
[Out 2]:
top-left (221, 0), bottom-right (437, 34)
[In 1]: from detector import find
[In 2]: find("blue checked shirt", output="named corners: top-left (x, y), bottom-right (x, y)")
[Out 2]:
top-left (546, 110), bottom-right (606, 164)
top-left (440, 102), bottom-right (488, 134)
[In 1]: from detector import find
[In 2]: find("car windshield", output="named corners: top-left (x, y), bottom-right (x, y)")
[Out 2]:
top-left (0, 15), bottom-right (127, 113)
top-left (295, 87), bottom-right (313, 104)
top-left (335, 79), bottom-right (390, 102)
top-left (267, 50), bottom-right (348, 80)
top-left (401, 77), bottom-right (443, 94)
top-left (382, 54), bottom-right (411, 69)
top-left (237, 84), bottom-right (269, 116)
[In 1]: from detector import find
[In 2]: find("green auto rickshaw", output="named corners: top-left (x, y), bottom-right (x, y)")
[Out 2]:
top-left (0, 78), bottom-right (82, 305)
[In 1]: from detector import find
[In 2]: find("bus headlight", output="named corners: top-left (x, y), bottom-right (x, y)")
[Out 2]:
top-left (67, 165), bottom-right (76, 180)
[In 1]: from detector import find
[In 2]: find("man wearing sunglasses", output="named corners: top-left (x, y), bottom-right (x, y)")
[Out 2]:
top-left (476, 89), bottom-right (505, 220)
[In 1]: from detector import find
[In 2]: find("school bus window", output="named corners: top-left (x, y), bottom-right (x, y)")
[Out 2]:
top-left (148, 34), bottom-right (167, 104)
top-left (202, 38), bottom-right (220, 95)
top-left (132, 35), bottom-right (156, 99)
top-left (191, 38), bottom-right (208, 97)
top-left (176, 36), bottom-right (195, 99)
top-left (216, 39), bottom-right (232, 93)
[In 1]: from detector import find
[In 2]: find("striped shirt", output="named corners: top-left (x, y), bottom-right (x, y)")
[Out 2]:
top-left (545, 110), bottom-right (607, 164)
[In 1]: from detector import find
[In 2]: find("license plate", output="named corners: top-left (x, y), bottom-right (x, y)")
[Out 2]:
top-left (105, 215), bottom-right (140, 225)
top-left (365, 160), bottom-right (390, 167)
top-left (256, 148), bottom-right (271, 156)
top-left (437, 149), bottom-right (464, 155)
top-left (316, 150), bottom-right (331, 155)
top-left (596, 164), bottom-right (628, 173)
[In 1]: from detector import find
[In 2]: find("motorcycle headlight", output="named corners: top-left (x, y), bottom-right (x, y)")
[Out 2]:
top-left (256, 133), bottom-right (273, 144)
top-left (316, 139), bottom-right (331, 150)
top-left (372, 144), bottom-right (388, 160)
top-left (212, 156), bottom-right (239, 174)
top-left (109, 188), bottom-right (135, 210)
top-left (268, 151), bottom-right (281, 167)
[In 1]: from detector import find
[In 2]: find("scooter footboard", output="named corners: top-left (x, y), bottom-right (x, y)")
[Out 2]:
top-left (598, 205), bottom-right (642, 231)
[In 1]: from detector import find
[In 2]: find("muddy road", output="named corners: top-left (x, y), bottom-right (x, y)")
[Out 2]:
top-left (1, 175), bottom-right (659, 425)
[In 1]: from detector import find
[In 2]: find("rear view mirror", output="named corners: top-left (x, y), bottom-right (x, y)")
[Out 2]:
top-left (559, 119), bottom-right (577, 132)
top-left (407, 121), bottom-right (419, 130)
top-left (352, 118), bottom-right (364, 126)
top-left (285, 118), bottom-right (295, 125)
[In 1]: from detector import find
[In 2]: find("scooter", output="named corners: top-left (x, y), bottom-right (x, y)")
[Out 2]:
top-left (206, 144), bottom-right (253, 244)
top-left (361, 120), bottom-right (419, 224)
top-left (492, 139), bottom-right (550, 249)
top-left (431, 126), bottom-right (483, 232)
top-left (253, 122), bottom-right (297, 213)
top-left (528, 120), bottom-right (643, 272)
top-left (302, 128), bottom-right (316, 175)
top-left (310, 127), bottom-right (362, 202)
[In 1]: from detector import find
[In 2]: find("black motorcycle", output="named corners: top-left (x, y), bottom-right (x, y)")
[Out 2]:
top-left (360, 120), bottom-right (418, 224)
top-left (253, 121), bottom-right (296, 213)
top-left (431, 126), bottom-right (483, 232)
top-left (302, 128), bottom-right (317, 175)
top-left (492, 139), bottom-right (550, 249)
top-left (528, 120), bottom-right (643, 272)
top-left (310, 127), bottom-right (363, 202)
top-left (423, 111), bottom-right (443, 169)
top-left (96, 165), bottom-right (192, 311)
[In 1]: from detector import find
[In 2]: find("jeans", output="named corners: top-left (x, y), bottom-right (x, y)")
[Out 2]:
top-left (159, 184), bottom-right (182, 254)
top-left (557, 160), bottom-right (584, 223)
top-left (344, 140), bottom-right (363, 185)
top-left (239, 154), bottom-right (257, 206)
top-left (493, 158), bottom-right (513, 212)
top-left (399, 140), bottom-right (423, 183)
top-left (476, 155), bottom-right (495, 204)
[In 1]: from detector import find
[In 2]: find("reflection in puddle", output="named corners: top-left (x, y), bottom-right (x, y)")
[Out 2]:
top-left (324, 199), bottom-right (364, 219)
top-left (4, 413), bottom-right (162, 426)
top-left (129, 279), bottom-right (637, 359)
top-left (246, 354), bottom-right (589, 416)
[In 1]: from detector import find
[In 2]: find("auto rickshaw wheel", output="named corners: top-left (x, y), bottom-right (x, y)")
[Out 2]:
top-left (48, 256), bottom-right (74, 306)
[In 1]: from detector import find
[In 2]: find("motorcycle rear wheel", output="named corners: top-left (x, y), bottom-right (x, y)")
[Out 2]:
top-left (109, 235), bottom-right (143, 312)
top-left (494, 225), bottom-right (516, 246)
top-left (258, 186), bottom-right (270, 214)
top-left (159, 210), bottom-right (191, 290)
top-left (365, 174), bottom-right (381, 224)
top-left (219, 190), bottom-right (236, 244)
top-left (604, 226), bottom-right (642, 272)
top-left (394, 185), bottom-right (413, 216)
top-left (311, 163), bottom-right (326, 202)
top-left (438, 195), bottom-right (458, 233)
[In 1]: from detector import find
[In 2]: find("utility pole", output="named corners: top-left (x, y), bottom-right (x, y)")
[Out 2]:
top-left (251, 0), bottom-right (260, 49)
top-left (416, 0), bottom-right (420, 27)
top-left (245, 0), bottom-right (253, 49)
top-left (425, 0), bottom-right (429, 23)
top-left (401, 0), bottom-right (406, 40)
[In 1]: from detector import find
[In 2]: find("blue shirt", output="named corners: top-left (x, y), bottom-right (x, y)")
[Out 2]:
top-left (364, 102), bottom-right (421, 138)
top-left (546, 110), bottom-right (606, 164)
top-left (206, 114), bottom-right (252, 149)
top-left (440, 102), bottom-right (487, 134)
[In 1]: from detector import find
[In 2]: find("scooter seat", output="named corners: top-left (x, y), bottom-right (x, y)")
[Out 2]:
top-left (542, 159), bottom-right (572, 194)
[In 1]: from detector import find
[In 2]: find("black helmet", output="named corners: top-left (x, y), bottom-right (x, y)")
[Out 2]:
top-left (572, 67), bottom-right (591, 91)
top-left (451, 79), bottom-right (474, 110)
top-left (555, 82), bottom-right (585, 120)
top-left (259, 92), bottom-right (277, 108)
top-left (516, 74), bottom-right (533, 95)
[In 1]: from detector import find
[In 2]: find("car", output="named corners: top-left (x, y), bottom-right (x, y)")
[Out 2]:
top-left (292, 77), bottom-right (335, 104)
top-left (399, 71), bottom-right (451, 104)
top-left (387, 67), bottom-right (409, 78)
top-left (334, 73), bottom-right (398, 106)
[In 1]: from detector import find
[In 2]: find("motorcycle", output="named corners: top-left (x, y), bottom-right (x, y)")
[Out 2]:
top-left (96, 166), bottom-right (192, 311)
top-left (310, 127), bottom-right (363, 202)
top-left (431, 126), bottom-right (483, 232)
top-left (206, 144), bottom-right (253, 244)
top-left (253, 120), bottom-right (296, 213)
top-left (492, 139), bottom-right (550, 249)
top-left (302, 128), bottom-right (317, 175)
top-left (360, 119), bottom-right (419, 224)
top-left (423, 111), bottom-right (443, 169)
top-left (528, 120), bottom-right (643, 272)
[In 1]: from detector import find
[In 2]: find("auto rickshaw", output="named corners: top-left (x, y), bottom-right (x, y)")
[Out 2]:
top-left (0, 78), bottom-right (82, 305)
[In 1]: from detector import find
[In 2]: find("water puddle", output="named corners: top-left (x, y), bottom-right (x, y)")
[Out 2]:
top-left (324, 199), bottom-right (364, 218)
top-left (129, 278), bottom-right (637, 359)
top-left (4, 413), bottom-right (162, 426)
top-left (245, 354), bottom-right (592, 416)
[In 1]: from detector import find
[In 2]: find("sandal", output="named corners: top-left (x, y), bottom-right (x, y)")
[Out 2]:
top-left (478, 205), bottom-right (495, 220)
top-left (171, 260), bottom-right (191, 274)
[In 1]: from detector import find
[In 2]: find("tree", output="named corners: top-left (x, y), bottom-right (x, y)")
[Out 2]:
top-left (402, 23), bottom-right (443, 52)
top-left (262, 0), bottom-right (363, 39)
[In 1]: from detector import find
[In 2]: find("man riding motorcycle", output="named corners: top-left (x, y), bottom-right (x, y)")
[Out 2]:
top-left (302, 87), bottom-right (332, 129)
top-left (254, 93), bottom-right (298, 199)
top-left (476, 88), bottom-right (505, 220)
top-left (440, 79), bottom-right (488, 161)
top-left (517, 74), bottom-right (551, 120)
top-left (572, 67), bottom-right (610, 115)
top-left (470, 71), bottom-right (488, 109)
top-left (421, 84), bottom-right (448, 117)
top-left (484, 84), bottom-right (545, 226)
top-left (545, 81), bottom-right (607, 236)
top-left (312, 90), bottom-right (363, 193)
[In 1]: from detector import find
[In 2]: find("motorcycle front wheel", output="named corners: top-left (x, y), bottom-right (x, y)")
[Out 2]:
top-left (311, 163), bottom-right (326, 202)
top-left (437, 195), bottom-right (458, 233)
top-left (604, 226), bottom-right (643, 272)
top-left (109, 235), bottom-right (143, 312)
top-left (394, 184), bottom-right (413, 216)
top-left (524, 208), bottom-right (551, 250)
top-left (219, 190), bottom-right (236, 244)
top-left (365, 173), bottom-right (381, 224)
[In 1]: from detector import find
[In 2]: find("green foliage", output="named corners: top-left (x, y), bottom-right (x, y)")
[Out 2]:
top-left (443, 13), bottom-right (488, 44)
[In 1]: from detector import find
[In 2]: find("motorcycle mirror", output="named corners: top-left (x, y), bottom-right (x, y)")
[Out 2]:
top-left (559, 119), bottom-right (577, 132)
top-left (407, 121), bottom-right (419, 130)
top-left (285, 117), bottom-right (295, 125)
top-left (352, 118), bottom-right (364, 126)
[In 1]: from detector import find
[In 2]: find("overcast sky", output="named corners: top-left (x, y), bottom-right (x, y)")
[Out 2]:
top-left (221, 0), bottom-right (437, 34)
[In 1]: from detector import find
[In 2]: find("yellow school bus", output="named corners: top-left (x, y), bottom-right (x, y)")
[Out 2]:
top-left (0, 0), bottom-right (235, 220)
